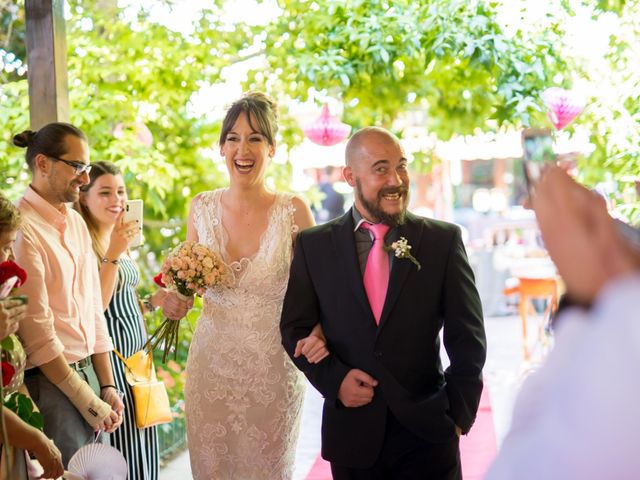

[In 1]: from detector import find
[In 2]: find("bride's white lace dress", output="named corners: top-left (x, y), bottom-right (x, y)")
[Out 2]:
top-left (184, 189), bottom-right (306, 480)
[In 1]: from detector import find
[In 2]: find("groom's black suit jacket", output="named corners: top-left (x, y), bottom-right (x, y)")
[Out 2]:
top-left (280, 209), bottom-right (487, 468)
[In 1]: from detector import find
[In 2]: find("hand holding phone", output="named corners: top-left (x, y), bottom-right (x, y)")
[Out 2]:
top-left (123, 199), bottom-right (144, 247)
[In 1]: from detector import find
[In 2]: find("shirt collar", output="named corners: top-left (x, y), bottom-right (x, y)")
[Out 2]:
top-left (23, 185), bottom-right (68, 231)
top-left (351, 205), bottom-right (396, 235)
top-left (352, 206), bottom-right (371, 232)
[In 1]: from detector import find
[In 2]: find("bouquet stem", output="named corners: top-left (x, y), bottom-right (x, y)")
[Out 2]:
top-left (144, 318), bottom-right (181, 363)
top-left (147, 239), bottom-right (226, 363)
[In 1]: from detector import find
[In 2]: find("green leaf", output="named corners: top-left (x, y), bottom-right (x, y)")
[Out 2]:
top-left (0, 336), bottom-right (14, 351)
top-left (379, 46), bottom-right (390, 64)
top-left (3, 392), bottom-right (43, 431)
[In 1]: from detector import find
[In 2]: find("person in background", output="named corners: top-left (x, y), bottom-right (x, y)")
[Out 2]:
top-left (486, 166), bottom-right (640, 479)
top-left (75, 160), bottom-right (190, 480)
top-left (0, 192), bottom-right (64, 480)
top-left (178, 91), bottom-right (327, 479)
top-left (313, 165), bottom-right (346, 223)
top-left (12, 123), bottom-right (124, 467)
top-left (280, 127), bottom-right (487, 480)
top-left (0, 196), bottom-right (27, 341)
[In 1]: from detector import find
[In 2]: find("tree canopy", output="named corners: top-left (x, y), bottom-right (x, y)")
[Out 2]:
top-left (257, 0), bottom-right (567, 134)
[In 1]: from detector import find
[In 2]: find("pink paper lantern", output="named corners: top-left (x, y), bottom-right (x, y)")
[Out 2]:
top-left (113, 122), bottom-right (153, 147)
top-left (303, 104), bottom-right (351, 146)
top-left (542, 87), bottom-right (586, 131)
top-left (135, 122), bottom-right (153, 147)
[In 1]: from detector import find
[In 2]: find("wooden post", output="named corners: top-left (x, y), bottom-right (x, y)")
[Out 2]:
top-left (24, 0), bottom-right (69, 129)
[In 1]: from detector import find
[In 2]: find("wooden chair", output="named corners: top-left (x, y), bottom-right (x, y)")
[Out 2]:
top-left (504, 277), bottom-right (560, 361)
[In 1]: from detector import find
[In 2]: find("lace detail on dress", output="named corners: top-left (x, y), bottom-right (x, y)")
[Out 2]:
top-left (185, 190), bottom-right (305, 480)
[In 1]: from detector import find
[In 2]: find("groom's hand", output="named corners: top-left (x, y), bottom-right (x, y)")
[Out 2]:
top-left (338, 369), bottom-right (378, 407)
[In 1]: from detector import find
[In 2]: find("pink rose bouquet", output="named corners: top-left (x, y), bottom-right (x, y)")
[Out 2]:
top-left (145, 241), bottom-right (229, 362)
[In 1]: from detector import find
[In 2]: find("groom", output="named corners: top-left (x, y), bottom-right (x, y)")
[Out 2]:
top-left (280, 127), bottom-right (486, 479)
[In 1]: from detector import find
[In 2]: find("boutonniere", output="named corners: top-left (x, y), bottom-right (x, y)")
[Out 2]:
top-left (385, 237), bottom-right (421, 270)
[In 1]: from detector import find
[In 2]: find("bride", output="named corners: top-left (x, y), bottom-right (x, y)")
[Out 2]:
top-left (181, 91), bottom-right (328, 479)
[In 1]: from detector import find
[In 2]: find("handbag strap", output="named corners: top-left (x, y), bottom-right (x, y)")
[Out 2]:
top-left (112, 348), bottom-right (128, 365)
top-left (113, 348), bottom-right (154, 381)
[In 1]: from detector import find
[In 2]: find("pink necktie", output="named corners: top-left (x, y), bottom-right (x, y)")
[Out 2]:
top-left (361, 223), bottom-right (391, 324)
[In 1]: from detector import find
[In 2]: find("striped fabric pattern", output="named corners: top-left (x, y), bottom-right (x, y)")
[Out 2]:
top-left (105, 256), bottom-right (159, 480)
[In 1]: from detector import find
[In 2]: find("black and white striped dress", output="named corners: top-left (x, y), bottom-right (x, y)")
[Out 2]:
top-left (105, 256), bottom-right (159, 480)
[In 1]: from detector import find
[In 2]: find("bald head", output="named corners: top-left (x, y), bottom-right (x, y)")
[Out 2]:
top-left (343, 126), bottom-right (409, 226)
top-left (345, 127), bottom-right (401, 167)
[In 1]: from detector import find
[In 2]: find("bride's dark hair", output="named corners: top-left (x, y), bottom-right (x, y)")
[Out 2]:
top-left (219, 91), bottom-right (278, 147)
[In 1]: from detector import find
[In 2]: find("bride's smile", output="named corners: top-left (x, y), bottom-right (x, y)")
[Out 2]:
top-left (184, 92), bottom-right (317, 479)
top-left (221, 111), bottom-right (274, 184)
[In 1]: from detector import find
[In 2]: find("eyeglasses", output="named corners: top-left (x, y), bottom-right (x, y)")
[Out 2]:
top-left (48, 155), bottom-right (92, 176)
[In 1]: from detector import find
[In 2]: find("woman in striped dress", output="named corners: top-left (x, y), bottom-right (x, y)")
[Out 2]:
top-left (75, 161), bottom-right (190, 479)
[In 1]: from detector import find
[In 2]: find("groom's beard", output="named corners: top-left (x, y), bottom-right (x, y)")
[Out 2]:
top-left (355, 179), bottom-right (408, 227)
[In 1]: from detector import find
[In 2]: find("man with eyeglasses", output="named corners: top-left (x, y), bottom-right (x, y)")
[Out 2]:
top-left (48, 155), bottom-right (93, 176)
top-left (11, 122), bottom-right (124, 467)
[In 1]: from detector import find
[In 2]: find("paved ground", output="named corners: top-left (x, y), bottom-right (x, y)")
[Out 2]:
top-left (160, 313), bottom-right (548, 479)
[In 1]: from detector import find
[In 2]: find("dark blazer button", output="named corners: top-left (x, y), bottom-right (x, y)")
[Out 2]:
top-left (374, 351), bottom-right (382, 359)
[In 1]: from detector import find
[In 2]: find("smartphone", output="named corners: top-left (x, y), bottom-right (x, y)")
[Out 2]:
top-left (522, 128), bottom-right (556, 196)
top-left (0, 277), bottom-right (19, 299)
top-left (123, 199), bottom-right (144, 247)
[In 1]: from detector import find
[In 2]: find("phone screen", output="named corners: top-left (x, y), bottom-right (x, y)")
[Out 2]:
top-left (123, 199), bottom-right (144, 247)
top-left (522, 128), bottom-right (556, 196)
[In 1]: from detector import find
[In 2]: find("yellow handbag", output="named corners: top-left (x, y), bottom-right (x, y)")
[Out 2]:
top-left (113, 348), bottom-right (173, 429)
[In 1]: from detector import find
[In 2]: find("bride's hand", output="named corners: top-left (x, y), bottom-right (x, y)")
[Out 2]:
top-left (160, 290), bottom-right (194, 320)
top-left (294, 323), bottom-right (329, 363)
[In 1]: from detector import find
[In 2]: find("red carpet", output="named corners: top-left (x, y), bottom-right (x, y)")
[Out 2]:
top-left (305, 454), bottom-right (332, 480)
top-left (459, 387), bottom-right (497, 479)
top-left (304, 388), bottom-right (497, 479)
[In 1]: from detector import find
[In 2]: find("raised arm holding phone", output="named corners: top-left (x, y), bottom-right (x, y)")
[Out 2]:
top-left (487, 165), bottom-right (640, 479)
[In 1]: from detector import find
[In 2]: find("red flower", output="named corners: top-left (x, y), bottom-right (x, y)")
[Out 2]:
top-left (2, 361), bottom-right (15, 387)
top-left (0, 261), bottom-right (27, 288)
top-left (153, 272), bottom-right (166, 288)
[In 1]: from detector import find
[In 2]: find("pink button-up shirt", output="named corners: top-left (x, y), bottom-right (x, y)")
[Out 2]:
top-left (14, 186), bottom-right (113, 367)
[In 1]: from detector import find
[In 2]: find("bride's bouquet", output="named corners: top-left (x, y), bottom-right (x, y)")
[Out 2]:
top-left (145, 241), bottom-right (229, 362)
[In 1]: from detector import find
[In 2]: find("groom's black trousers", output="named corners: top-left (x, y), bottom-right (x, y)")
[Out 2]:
top-left (330, 410), bottom-right (461, 480)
